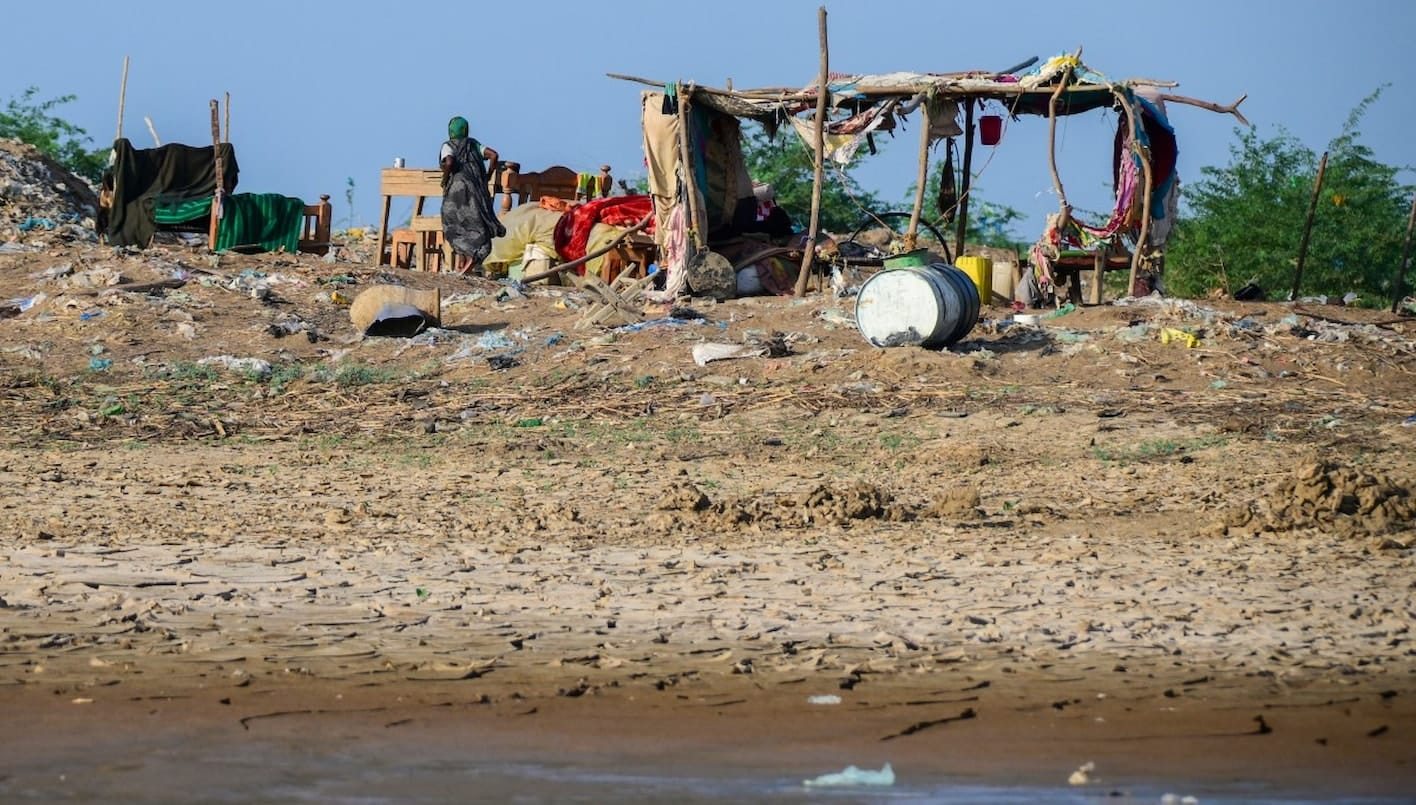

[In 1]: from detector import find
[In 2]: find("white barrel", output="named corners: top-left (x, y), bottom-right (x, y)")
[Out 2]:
top-left (854, 264), bottom-right (979, 348)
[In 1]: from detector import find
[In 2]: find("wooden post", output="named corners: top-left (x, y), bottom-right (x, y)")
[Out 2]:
top-left (209, 100), bottom-right (224, 250)
top-left (224, 92), bottom-right (231, 143)
top-left (1392, 193), bottom-right (1416, 313)
top-left (116, 56), bottom-right (129, 141)
top-left (904, 96), bottom-right (932, 252)
top-left (953, 98), bottom-right (975, 261)
top-left (143, 116), bottom-right (161, 146)
top-left (793, 6), bottom-right (829, 297)
top-left (675, 86), bottom-right (705, 252)
top-left (1290, 151), bottom-right (1328, 301)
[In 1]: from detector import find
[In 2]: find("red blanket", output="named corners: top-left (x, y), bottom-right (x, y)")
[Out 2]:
top-left (553, 195), bottom-right (654, 263)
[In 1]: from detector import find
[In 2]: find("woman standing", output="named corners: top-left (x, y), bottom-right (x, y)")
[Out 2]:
top-left (440, 116), bottom-right (505, 274)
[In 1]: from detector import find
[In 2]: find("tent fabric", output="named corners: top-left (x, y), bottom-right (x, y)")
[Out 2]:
top-left (485, 203), bottom-right (564, 272)
top-left (642, 91), bottom-right (684, 253)
top-left (104, 138), bottom-right (239, 247)
top-left (214, 193), bottom-right (306, 253)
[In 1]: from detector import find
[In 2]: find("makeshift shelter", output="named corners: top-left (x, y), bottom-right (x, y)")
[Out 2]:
top-left (613, 48), bottom-right (1246, 304)
top-left (99, 138), bottom-right (332, 254)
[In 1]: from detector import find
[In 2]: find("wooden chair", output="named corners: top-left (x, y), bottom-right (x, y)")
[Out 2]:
top-left (409, 215), bottom-right (444, 272)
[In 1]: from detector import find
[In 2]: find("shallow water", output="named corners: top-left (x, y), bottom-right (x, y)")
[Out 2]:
top-left (1, 734), bottom-right (1406, 805)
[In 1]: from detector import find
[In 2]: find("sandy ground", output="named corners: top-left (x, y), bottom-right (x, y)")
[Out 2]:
top-left (1, 240), bottom-right (1415, 800)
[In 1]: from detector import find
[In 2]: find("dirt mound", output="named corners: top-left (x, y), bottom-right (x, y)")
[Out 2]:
top-left (0, 138), bottom-right (99, 242)
top-left (1215, 461), bottom-right (1415, 539)
top-left (651, 481), bottom-right (981, 532)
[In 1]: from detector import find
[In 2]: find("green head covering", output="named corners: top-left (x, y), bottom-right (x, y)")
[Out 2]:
top-left (448, 116), bottom-right (469, 140)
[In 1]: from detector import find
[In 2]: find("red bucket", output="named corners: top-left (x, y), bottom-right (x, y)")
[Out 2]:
top-left (979, 114), bottom-right (1003, 146)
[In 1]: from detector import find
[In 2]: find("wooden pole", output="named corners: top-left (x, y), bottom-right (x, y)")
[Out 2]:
top-left (904, 97), bottom-right (932, 252)
top-left (1290, 151), bottom-right (1328, 301)
top-left (224, 92), bottom-right (231, 143)
top-left (953, 98), bottom-right (976, 261)
top-left (1392, 193), bottom-right (1416, 313)
top-left (675, 85), bottom-right (704, 252)
top-left (209, 100), bottom-right (224, 249)
top-left (794, 6), bottom-right (829, 297)
top-left (116, 56), bottom-right (129, 141)
top-left (143, 116), bottom-right (161, 146)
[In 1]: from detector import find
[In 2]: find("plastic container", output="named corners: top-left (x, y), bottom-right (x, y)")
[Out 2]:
top-left (955, 255), bottom-right (993, 304)
top-left (882, 248), bottom-right (931, 269)
top-left (979, 115), bottom-right (1003, 146)
top-left (854, 263), bottom-right (979, 348)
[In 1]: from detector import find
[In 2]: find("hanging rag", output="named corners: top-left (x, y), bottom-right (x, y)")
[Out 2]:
top-left (936, 139), bottom-right (958, 222)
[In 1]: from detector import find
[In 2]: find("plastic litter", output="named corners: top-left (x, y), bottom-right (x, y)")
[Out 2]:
top-left (1402, 414), bottom-right (1416, 427)
top-left (476, 330), bottom-right (516, 350)
top-left (88, 357), bottom-right (112, 372)
top-left (1068, 761), bottom-right (1095, 785)
top-left (1160, 795), bottom-right (1200, 805)
top-left (1159, 328), bottom-right (1200, 348)
top-left (692, 342), bottom-right (767, 367)
top-left (807, 694), bottom-right (841, 705)
top-left (197, 355), bottom-right (273, 379)
top-left (803, 762), bottom-right (894, 788)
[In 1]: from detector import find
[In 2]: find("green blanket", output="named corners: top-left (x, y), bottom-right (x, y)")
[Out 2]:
top-left (214, 193), bottom-right (306, 253)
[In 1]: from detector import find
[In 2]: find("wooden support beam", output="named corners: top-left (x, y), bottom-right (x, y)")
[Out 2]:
top-left (905, 97), bottom-right (931, 252)
top-left (1290, 151), bottom-right (1329, 301)
top-left (1157, 92), bottom-right (1250, 127)
top-left (954, 99), bottom-right (975, 261)
top-left (521, 214), bottom-right (655, 283)
top-left (794, 6), bottom-right (829, 297)
top-left (116, 56), bottom-right (129, 141)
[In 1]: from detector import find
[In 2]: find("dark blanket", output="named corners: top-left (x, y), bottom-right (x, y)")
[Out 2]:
top-left (104, 138), bottom-right (239, 247)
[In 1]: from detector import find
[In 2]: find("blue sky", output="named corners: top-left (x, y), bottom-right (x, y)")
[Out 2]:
top-left (3, 0), bottom-right (1412, 239)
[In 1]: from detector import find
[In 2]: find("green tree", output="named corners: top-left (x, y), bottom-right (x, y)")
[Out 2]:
top-left (0, 87), bottom-right (107, 183)
top-left (1166, 90), bottom-right (1411, 303)
top-left (740, 126), bottom-right (881, 233)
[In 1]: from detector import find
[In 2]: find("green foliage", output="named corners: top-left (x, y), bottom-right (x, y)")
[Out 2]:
top-left (1166, 89), bottom-right (1412, 303)
top-left (0, 87), bottom-right (107, 183)
top-left (741, 126), bottom-right (881, 233)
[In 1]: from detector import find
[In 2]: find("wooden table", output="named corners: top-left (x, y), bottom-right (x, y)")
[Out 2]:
top-left (376, 168), bottom-right (444, 266)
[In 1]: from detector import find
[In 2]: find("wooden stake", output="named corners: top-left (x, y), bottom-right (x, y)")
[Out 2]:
top-left (209, 100), bottom-right (225, 250)
top-left (953, 98), bottom-right (975, 261)
top-left (675, 85), bottom-right (704, 252)
top-left (904, 96), bottom-right (932, 252)
top-left (224, 92), bottom-right (231, 143)
top-left (1392, 193), bottom-right (1416, 313)
top-left (1290, 151), bottom-right (1328, 301)
top-left (116, 56), bottom-right (130, 141)
top-left (143, 116), bottom-right (161, 146)
top-left (794, 6), bottom-right (829, 297)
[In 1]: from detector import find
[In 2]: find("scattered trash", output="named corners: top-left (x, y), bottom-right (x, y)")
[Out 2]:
top-left (350, 286), bottom-right (440, 338)
top-left (545, 333), bottom-right (564, 346)
top-left (100, 403), bottom-right (126, 417)
top-left (817, 307), bottom-right (857, 329)
top-left (1044, 302), bottom-right (1077, 319)
top-left (1160, 328), bottom-right (1200, 348)
top-left (807, 694), bottom-right (842, 705)
top-left (1402, 414), bottom-right (1416, 427)
top-left (329, 291), bottom-right (352, 306)
top-left (197, 355), bottom-right (274, 379)
top-left (88, 357), bottom-right (112, 372)
top-left (79, 309), bottom-right (104, 321)
top-left (1233, 282), bottom-right (1264, 301)
top-left (17, 216), bottom-right (55, 231)
top-left (487, 354), bottom-right (519, 371)
top-left (692, 342), bottom-right (767, 367)
top-left (477, 330), bottom-right (517, 350)
top-left (803, 763), bottom-right (894, 788)
top-left (1068, 761), bottom-right (1095, 785)
top-left (1160, 794), bottom-right (1200, 805)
